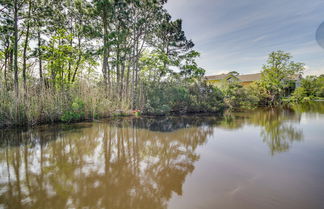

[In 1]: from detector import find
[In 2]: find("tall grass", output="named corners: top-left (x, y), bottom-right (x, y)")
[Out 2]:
top-left (0, 79), bottom-right (226, 128)
top-left (0, 81), bottom-right (130, 128)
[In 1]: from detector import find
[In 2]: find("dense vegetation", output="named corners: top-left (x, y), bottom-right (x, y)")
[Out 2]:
top-left (291, 75), bottom-right (324, 102)
top-left (220, 51), bottom-right (311, 110)
top-left (0, 0), bottom-right (224, 127)
top-left (0, 1), bottom-right (322, 128)
top-left (218, 51), bottom-right (323, 110)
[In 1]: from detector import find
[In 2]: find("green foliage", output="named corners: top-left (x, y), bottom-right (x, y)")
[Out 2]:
top-left (143, 83), bottom-right (175, 115)
top-left (300, 76), bottom-right (318, 96)
top-left (41, 29), bottom-right (83, 87)
top-left (246, 82), bottom-right (270, 106)
top-left (291, 87), bottom-right (308, 102)
top-left (290, 75), bottom-right (324, 102)
top-left (189, 83), bottom-right (225, 112)
top-left (61, 98), bottom-right (85, 123)
top-left (143, 80), bottom-right (224, 115)
top-left (318, 86), bottom-right (324, 98)
top-left (0, 81), bottom-right (120, 127)
top-left (259, 50), bottom-right (305, 105)
top-left (316, 75), bottom-right (324, 97)
top-left (221, 82), bottom-right (259, 110)
top-left (179, 50), bottom-right (205, 79)
top-left (1, 0), bottom-right (321, 128)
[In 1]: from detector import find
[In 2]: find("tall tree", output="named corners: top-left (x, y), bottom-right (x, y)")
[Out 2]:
top-left (260, 50), bottom-right (305, 104)
top-left (22, 0), bottom-right (32, 91)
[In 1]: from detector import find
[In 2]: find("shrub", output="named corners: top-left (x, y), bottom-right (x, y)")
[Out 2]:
top-left (246, 82), bottom-right (271, 106)
top-left (290, 87), bottom-right (307, 102)
top-left (187, 83), bottom-right (224, 113)
top-left (61, 98), bottom-right (85, 123)
top-left (143, 80), bottom-right (225, 115)
top-left (317, 86), bottom-right (324, 97)
top-left (289, 75), bottom-right (324, 102)
top-left (221, 82), bottom-right (259, 110)
top-left (143, 83), bottom-right (172, 115)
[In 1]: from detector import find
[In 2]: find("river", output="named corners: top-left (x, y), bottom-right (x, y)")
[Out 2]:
top-left (0, 102), bottom-right (324, 209)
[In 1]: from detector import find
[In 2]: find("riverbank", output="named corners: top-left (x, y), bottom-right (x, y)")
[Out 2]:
top-left (0, 78), bottom-right (227, 129)
top-left (2, 90), bottom-right (323, 130)
top-left (1, 101), bottom-right (316, 130)
top-left (1, 75), bottom-right (323, 129)
top-left (0, 109), bottom-right (226, 129)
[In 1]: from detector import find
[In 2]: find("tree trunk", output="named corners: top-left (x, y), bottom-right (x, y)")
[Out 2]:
top-left (133, 39), bottom-right (140, 109)
top-left (120, 55), bottom-right (125, 103)
top-left (125, 61), bottom-right (131, 105)
top-left (116, 42), bottom-right (120, 100)
top-left (9, 48), bottom-right (13, 89)
top-left (13, 0), bottom-right (19, 96)
top-left (23, 0), bottom-right (32, 92)
top-left (67, 38), bottom-right (72, 83)
top-left (71, 34), bottom-right (82, 83)
top-left (38, 30), bottom-right (43, 85)
top-left (102, 7), bottom-right (109, 96)
top-left (3, 44), bottom-right (9, 89)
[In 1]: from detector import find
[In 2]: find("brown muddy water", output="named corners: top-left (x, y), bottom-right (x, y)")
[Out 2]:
top-left (0, 102), bottom-right (324, 209)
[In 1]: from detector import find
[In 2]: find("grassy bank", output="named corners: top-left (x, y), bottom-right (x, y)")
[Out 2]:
top-left (0, 79), bottom-right (225, 128)
top-left (2, 72), bottom-right (323, 129)
top-left (0, 82), bottom-right (109, 128)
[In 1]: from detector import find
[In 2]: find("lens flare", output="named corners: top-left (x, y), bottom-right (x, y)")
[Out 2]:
top-left (316, 22), bottom-right (324, 49)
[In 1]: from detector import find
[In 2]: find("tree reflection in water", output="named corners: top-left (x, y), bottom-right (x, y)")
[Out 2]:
top-left (220, 107), bottom-right (304, 155)
top-left (0, 103), bottom-right (318, 208)
top-left (0, 118), bottom-right (215, 209)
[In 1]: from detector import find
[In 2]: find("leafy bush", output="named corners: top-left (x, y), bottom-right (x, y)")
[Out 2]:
top-left (187, 82), bottom-right (224, 113)
top-left (221, 82), bottom-right (259, 110)
top-left (289, 75), bottom-right (324, 102)
top-left (317, 86), bottom-right (324, 97)
top-left (290, 87), bottom-right (307, 102)
top-left (61, 98), bottom-right (85, 123)
top-left (143, 83), bottom-right (173, 115)
top-left (143, 80), bottom-right (225, 115)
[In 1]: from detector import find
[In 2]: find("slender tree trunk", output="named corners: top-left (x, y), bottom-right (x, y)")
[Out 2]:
top-left (116, 42), bottom-right (120, 100)
top-left (120, 56), bottom-right (125, 103)
top-left (131, 38), bottom-right (138, 109)
top-left (133, 39), bottom-right (140, 109)
top-left (102, 8), bottom-right (109, 96)
top-left (71, 35), bottom-right (82, 83)
top-left (131, 57), bottom-right (135, 109)
top-left (0, 64), bottom-right (3, 89)
top-left (9, 48), bottom-right (13, 89)
top-left (38, 30), bottom-right (43, 84)
top-left (67, 38), bottom-right (72, 83)
top-left (13, 0), bottom-right (19, 96)
top-left (125, 61), bottom-right (131, 105)
top-left (23, 0), bottom-right (32, 93)
top-left (4, 45), bottom-right (8, 89)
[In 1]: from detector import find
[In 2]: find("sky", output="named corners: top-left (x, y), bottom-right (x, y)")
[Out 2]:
top-left (165, 0), bottom-right (324, 76)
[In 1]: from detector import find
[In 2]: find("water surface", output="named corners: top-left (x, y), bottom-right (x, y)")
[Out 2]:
top-left (0, 103), bottom-right (324, 209)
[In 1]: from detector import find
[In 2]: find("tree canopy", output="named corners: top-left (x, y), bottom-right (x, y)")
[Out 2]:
top-left (259, 50), bottom-right (305, 104)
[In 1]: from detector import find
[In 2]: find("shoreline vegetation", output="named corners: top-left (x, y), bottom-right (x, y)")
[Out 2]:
top-left (1, 1), bottom-right (323, 129)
